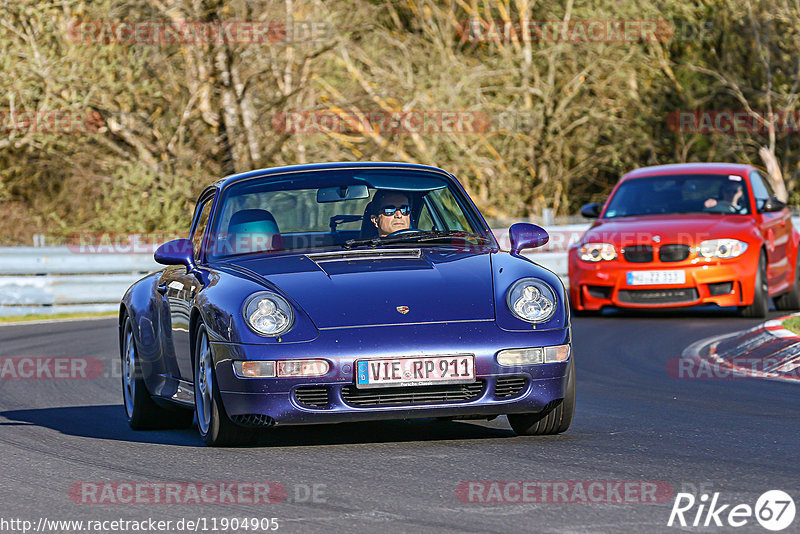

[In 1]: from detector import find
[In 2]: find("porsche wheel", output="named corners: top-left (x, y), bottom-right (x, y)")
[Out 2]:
top-left (775, 253), bottom-right (800, 311)
top-left (739, 252), bottom-right (769, 318)
top-left (194, 323), bottom-right (254, 446)
top-left (121, 316), bottom-right (192, 430)
top-left (508, 356), bottom-right (575, 436)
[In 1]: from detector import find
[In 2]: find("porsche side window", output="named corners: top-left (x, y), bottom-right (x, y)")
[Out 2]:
top-left (416, 201), bottom-right (435, 231)
top-left (191, 198), bottom-right (213, 261)
top-left (427, 188), bottom-right (470, 231)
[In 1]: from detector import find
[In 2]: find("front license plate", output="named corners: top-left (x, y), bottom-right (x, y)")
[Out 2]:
top-left (627, 270), bottom-right (686, 285)
top-left (355, 355), bottom-right (475, 389)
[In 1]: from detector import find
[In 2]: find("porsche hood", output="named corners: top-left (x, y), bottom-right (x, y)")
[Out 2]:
top-left (227, 248), bottom-right (495, 329)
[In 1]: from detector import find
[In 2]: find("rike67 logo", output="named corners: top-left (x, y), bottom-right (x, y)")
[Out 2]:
top-left (668, 490), bottom-right (796, 531)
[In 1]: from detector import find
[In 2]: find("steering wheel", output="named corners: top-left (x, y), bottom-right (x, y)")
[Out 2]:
top-left (386, 228), bottom-right (420, 237)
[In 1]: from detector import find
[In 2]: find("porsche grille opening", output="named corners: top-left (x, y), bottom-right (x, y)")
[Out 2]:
top-left (231, 414), bottom-right (275, 428)
top-left (341, 381), bottom-right (485, 407)
top-left (617, 288), bottom-right (699, 304)
top-left (494, 376), bottom-right (527, 398)
top-left (294, 386), bottom-right (331, 408)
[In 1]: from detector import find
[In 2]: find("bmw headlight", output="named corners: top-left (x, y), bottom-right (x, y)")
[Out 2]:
top-left (579, 242), bottom-right (617, 262)
top-left (506, 278), bottom-right (557, 323)
top-left (243, 292), bottom-right (294, 336)
top-left (698, 239), bottom-right (748, 259)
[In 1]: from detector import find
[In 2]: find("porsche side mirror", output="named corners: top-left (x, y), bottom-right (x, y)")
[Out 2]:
top-left (760, 197), bottom-right (786, 213)
top-left (580, 203), bottom-right (602, 218)
top-left (154, 238), bottom-right (196, 270)
top-left (509, 223), bottom-right (549, 255)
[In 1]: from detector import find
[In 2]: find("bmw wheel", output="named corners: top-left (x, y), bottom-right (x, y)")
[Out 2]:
top-left (739, 252), bottom-right (769, 318)
top-left (775, 252), bottom-right (800, 311)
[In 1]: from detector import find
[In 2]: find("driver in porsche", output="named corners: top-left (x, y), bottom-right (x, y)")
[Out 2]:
top-left (371, 190), bottom-right (412, 236)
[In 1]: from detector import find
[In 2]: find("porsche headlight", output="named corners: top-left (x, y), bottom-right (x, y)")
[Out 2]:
top-left (698, 239), bottom-right (748, 259)
top-left (243, 292), bottom-right (294, 336)
top-left (506, 278), bottom-right (557, 323)
top-left (579, 242), bottom-right (617, 262)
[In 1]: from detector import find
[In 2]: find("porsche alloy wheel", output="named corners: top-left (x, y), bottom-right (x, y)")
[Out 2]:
top-left (194, 323), bottom-right (255, 446)
top-left (739, 253), bottom-right (769, 318)
top-left (507, 356), bottom-right (575, 436)
top-left (121, 315), bottom-right (192, 430)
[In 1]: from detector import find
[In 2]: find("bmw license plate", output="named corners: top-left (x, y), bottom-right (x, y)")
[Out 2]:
top-left (627, 270), bottom-right (686, 285)
top-left (355, 355), bottom-right (475, 389)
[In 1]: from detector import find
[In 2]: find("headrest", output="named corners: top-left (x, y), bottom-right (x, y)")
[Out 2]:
top-left (228, 209), bottom-right (279, 235)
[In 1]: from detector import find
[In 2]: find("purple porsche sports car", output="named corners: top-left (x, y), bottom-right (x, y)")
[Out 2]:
top-left (120, 162), bottom-right (574, 446)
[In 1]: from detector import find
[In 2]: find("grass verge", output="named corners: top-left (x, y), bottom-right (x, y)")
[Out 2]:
top-left (782, 315), bottom-right (800, 335)
top-left (0, 311), bottom-right (117, 324)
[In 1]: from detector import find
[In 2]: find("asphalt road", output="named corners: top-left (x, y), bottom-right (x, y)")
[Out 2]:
top-left (0, 311), bottom-right (798, 534)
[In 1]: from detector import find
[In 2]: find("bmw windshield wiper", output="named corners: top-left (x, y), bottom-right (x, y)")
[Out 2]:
top-left (343, 230), bottom-right (493, 249)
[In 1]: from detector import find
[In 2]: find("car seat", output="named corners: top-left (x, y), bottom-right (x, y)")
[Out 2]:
top-left (225, 209), bottom-right (284, 254)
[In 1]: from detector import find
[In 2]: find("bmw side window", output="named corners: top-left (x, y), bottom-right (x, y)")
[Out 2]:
top-left (191, 198), bottom-right (214, 261)
top-left (749, 172), bottom-right (771, 211)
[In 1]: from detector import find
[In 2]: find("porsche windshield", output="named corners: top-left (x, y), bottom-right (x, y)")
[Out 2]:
top-left (207, 169), bottom-right (487, 258)
top-left (603, 174), bottom-right (751, 218)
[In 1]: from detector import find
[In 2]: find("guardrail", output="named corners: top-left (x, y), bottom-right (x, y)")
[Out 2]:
top-left (4, 219), bottom-right (796, 316)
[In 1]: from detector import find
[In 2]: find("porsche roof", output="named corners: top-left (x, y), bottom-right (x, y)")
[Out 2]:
top-left (213, 161), bottom-right (453, 189)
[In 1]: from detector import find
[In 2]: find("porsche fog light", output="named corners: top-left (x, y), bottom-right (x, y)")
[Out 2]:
top-left (233, 361), bottom-right (276, 378)
top-left (497, 348), bottom-right (543, 366)
top-left (507, 279), bottom-right (557, 323)
top-left (277, 359), bottom-right (330, 377)
top-left (497, 344), bottom-right (570, 366)
top-left (698, 239), bottom-right (748, 259)
top-left (244, 292), bottom-right (294, 336)
top-left (579, 242), bottom-right (617, 262)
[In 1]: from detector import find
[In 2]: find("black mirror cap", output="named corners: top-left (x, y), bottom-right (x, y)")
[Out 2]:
top-left (580, 203), bottom-right (602, 218)
top-left (760, 197), bottom-right (787, 213)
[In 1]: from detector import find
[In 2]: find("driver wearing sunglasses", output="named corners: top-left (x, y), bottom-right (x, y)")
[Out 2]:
top-left (370, 191), bottom-right (412, 237)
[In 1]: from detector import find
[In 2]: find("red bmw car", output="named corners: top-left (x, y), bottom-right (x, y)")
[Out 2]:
top-left (568, 163), bottom-right (799, 317)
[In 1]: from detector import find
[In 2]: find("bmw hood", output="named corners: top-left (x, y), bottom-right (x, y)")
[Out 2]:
top-left (228, 248), bottom-right (495, 328)
top-left (581, 214), bottom-right (756, 247)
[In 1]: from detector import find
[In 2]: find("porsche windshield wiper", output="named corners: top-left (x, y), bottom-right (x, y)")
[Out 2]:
top-left (343, 230), bottom-right (493, 249)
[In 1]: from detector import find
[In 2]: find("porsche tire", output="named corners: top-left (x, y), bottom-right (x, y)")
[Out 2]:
top-left (121, 315), bottom-right (193, 430)
top-left (739, 252), bottom-right (769, 318)
top-left (775, 253), bottom-right (800, 311)
top-left (194, 323), bottom-right (255, 446)
top-left (508, 356), bottom-right (575, 436)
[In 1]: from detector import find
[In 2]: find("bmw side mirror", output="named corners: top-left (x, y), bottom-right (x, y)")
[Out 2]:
top-left (580, 203), bottom-right (602, 218)
top-left (154, 238), bottom-right (196, 271)
top-left (509, 223), bottom-right (549, 255)
top-left (760, 197), bottom-right (786, 213)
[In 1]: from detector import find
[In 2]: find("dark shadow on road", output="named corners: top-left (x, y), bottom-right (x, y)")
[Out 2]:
top-left (0, 404), bottom-right (523, 448)
top-left (583, 304), bottom-right (784, 320)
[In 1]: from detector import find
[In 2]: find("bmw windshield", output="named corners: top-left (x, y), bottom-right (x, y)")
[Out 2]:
top-left (604, 174), bottom-right (751, 218)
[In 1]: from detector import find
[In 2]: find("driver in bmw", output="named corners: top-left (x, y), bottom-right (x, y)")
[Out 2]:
top-left (371, 190), bottom-right (412, 236)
